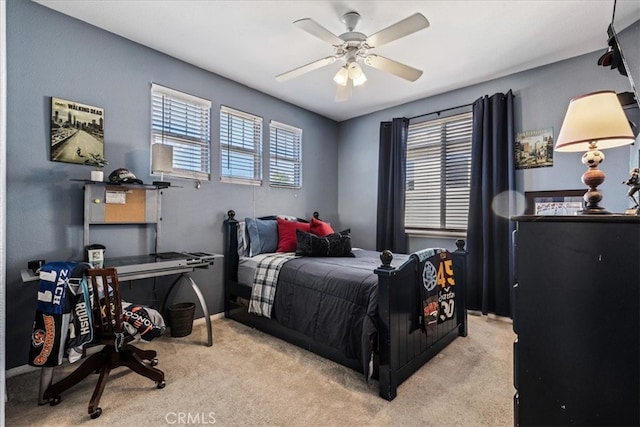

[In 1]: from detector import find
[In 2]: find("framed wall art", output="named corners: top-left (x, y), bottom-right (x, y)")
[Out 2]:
top-left (515, 128), bottom-right (554, 169)
top-left (525, 190), bottom-right (585, 215)
top-left (50, 97), bottom-right (104, 165)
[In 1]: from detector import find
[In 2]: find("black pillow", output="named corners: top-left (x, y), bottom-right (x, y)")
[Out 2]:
top-left (295, 229), bottom-right (355, 257)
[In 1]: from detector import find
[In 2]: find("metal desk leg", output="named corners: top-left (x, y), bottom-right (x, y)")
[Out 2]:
top-left (38, 367), bottom-right (54, 405)
top-left (183, 273), bottom-right (213, 347)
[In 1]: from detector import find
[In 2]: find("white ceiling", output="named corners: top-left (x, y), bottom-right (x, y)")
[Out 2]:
top-left (34, 0), bottom-right (640, 122)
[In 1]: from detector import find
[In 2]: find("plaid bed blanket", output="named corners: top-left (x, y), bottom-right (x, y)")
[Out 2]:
top-left (248, 253), bottom-right (298, 318)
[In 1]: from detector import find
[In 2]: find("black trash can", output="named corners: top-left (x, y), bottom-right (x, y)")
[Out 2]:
top-left (168, 302), bottom-right (196, 337)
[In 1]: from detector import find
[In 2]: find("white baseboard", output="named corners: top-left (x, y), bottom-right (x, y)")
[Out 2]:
top-left (7, 313), bottom-right (225, 379)
top-left (6, 364), bottom-right (35, 379)
top-left (468, 310), bottom-right (513, 324)
top-left (194, 311), bottom-right (225, 325)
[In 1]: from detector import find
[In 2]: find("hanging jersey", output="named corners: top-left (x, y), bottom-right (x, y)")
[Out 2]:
top-left (66, 263), bottom-right (94, 363)
top-left (411, 249), bottom-right (457, 335)
top-left (29, 262), bottom-right (93, 367)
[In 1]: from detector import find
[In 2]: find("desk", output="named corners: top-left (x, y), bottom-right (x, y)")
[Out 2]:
top-left (22, 251), bottom-right (222, 405)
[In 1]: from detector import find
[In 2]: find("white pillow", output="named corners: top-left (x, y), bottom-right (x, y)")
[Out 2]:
top-left (237, 221), bottom-right (249, 257)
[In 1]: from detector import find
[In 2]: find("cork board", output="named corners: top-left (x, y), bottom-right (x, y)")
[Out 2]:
top-left (104, 186), bottom-right (146, 223)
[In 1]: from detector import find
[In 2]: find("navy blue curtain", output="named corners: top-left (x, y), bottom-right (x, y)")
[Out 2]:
top-left (466, 91), bottom-right (516, 317)
top-left (376, 118), bottom-right (408, 253)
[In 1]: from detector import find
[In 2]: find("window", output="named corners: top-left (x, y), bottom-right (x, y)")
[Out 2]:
top-left (269, 121), bottom-right (302, 189)
top-left (220, 106), bottom-right (263, 185)
top-left (150, 83), bottom-right (211, 181)
top-left (404, 111), bottom-right (473, 235)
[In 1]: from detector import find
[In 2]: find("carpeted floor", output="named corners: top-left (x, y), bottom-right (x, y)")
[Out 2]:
top-left (5, 313), bottom-right (514, 426)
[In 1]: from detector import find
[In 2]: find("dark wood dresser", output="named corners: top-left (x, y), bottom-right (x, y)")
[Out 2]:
top-left (512, 215), bottom-right (640, 426)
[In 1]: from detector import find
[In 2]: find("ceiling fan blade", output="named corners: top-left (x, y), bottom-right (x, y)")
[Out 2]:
top-left (294, 18), bottom-right (344, 45)
top-left (364, 54), bottom-right (423, 81)
top-left (276, 56), bottom-right (337, 82)
top-left (365, 13), bottom-right (429, 48)
top-left (335, 79), bottom-right (353, 102)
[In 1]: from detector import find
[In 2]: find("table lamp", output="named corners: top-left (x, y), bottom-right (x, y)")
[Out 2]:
top-left (555, 90), bottom-right (635, 214)
top-left (151, 143), bottom-right (173, 188)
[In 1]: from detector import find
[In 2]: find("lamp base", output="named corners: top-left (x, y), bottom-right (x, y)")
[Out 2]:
top-left (578, 206), bottom-right (610, 215)
top-left (578, 187), bottom-right (610, 214)
top-left (579, 162), bottom-right (610, 215)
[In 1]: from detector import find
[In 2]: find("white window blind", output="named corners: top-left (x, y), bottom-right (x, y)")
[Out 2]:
top-left (150, 83), bottom-right (211, 181)
top-left (269, 121), bottom-right (302, 189)
top-left (220, 106), bottom-right (263, 185)
top-left (405, 111), bottom-right (473, 233)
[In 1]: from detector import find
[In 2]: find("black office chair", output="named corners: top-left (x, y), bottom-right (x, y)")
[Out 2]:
top-left (43, 267), bottom-right (166, 419)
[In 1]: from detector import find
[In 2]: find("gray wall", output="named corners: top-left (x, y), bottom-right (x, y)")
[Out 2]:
top-left (6, 0), bottom-right (339, 369)
top-left (338, 46), bottom-right (638, 252)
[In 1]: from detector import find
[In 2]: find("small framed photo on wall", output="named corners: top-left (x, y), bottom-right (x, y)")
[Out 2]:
top-left (50, 97), bottom-right (104, 165)
top-left (515, 128), bottom-right (554, 169)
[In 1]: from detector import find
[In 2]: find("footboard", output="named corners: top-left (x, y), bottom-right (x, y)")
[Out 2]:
top-left (375, 243), bottom-right (468, 400)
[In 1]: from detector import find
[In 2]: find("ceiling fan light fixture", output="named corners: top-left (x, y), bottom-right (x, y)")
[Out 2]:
top-left (279, 11), bottom-right (428, 96)
top-left (333, 66), bottom-right (349, 86)
top-left (352, 72), bottom-right (367, 87)
top-left (348, 62), bottom-right (367, 86)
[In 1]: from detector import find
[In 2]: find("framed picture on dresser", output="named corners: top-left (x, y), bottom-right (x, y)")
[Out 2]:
top-left (525, 190), bottom-right (585, 215)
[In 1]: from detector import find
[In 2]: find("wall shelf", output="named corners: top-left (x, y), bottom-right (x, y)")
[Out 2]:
top-left (82, 183), bottom-right (164, 249)
top-left (71, 178), bottom-right (174, 190)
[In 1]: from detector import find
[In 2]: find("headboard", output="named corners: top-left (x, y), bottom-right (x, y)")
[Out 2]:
top-left (222, 210), bottom-right (319, 283)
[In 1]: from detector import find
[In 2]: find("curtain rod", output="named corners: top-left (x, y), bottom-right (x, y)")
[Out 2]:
top-left (409, 102), bottom-right (473, 121)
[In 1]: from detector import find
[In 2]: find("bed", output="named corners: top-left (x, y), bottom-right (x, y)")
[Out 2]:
top-left (223, 210), bottom-right (468, 400)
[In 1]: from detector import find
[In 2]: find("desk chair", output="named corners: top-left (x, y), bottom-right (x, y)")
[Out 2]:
top-left (43, 268), bottom-right (166, 419)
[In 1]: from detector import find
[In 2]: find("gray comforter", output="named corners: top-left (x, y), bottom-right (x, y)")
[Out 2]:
top-left (271, 249), bottom-right (409, 375)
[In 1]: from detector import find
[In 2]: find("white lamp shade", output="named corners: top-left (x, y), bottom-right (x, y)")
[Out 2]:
top-left (555, 90), bottom-right (635, 152)
top-left (348, 62), bottom-right (367, 86)
top-left (151, 143), bottom-right (174, 173)
top-left (333, 66), bottom-right (349, 86)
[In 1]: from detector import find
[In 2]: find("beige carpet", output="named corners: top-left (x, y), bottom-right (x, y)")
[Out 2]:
top-left (5, 313), bottom-right (514, 426)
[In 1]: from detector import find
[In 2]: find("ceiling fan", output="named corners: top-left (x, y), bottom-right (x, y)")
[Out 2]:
top-left (276, 11), bottom-right (430, 102)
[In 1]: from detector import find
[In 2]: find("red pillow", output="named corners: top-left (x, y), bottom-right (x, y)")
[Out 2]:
top-left (309, 217), bottom-right (334, 237)
top-left (276, 218), bottom-right (310, 252)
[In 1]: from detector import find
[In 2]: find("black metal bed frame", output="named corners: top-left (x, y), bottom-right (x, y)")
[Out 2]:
top-left (223, 210), bottom-right (468, 400)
